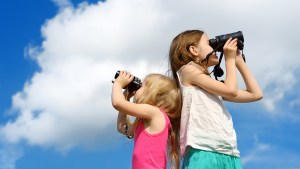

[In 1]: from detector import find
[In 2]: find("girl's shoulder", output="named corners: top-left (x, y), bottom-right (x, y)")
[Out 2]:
top-left (142, 107), bottom-right (169, 135)
top-left (179, 62), bottom-right (207, 86)
top-left (180, 61), bottom-right (204, 75)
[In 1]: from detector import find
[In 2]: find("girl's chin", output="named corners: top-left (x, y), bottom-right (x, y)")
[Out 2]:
top-left (208, 59), bottom-right (219, 66)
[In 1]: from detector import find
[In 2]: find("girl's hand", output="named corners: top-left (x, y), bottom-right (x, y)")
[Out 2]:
top-left (114, 71), bottom-right (134, 89)
top-left (223, 38), bottom-right (238, 60)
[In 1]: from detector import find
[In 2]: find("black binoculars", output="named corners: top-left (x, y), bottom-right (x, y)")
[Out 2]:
top-left (114, 70), bottom-right (142, 92)
top-left (209, 31), bottom-right (244, 52)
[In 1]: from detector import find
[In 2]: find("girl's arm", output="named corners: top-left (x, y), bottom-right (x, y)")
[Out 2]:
top-left (183, 38), bottom-right (238, 98)
top-left (117, 112), bottom-right (134, 138)
top-left (117, 112), bottom-right (127, 135)
top-left (223, 53), bottom-right (263, 102)
top-left (117, 90), bottom-right (134, 137)
top-left (111, 71), bottom-right (157, 119)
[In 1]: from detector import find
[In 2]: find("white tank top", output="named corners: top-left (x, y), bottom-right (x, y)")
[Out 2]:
top-left (178, 70), bottom-right (240, 157)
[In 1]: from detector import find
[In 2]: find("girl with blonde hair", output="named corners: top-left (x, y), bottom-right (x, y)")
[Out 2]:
top-left (112, 71), bottom-right (181, 169)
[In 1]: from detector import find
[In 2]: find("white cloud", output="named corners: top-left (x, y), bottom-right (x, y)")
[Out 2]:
top-left (262, 70), bottom-right (296, 112)
top-left (1, 0), bottom-right (300, 152)
top-left (1, 0), bottom-right (171, 150)
top-left (0, 144), bottom-right (23, 169)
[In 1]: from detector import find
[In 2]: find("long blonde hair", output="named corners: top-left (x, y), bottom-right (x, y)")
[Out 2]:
top-left (133, 73), bottom-right (182, 169)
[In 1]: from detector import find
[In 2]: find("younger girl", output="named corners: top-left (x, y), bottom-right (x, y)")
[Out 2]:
top-left (112, 71), bottom-right (181, 169)
top-left (168, 30), bottom-right (263, 169)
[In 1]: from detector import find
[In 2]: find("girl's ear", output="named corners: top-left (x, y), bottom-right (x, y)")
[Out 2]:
top-left (189, 45), bottom-right (199, 56)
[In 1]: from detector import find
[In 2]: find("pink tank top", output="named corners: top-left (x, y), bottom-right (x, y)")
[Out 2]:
top-left (132, 110), bottom-right (171, 169)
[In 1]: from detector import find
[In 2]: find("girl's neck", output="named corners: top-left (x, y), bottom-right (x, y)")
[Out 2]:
top-left (192, 61), bottom-right (209, 75)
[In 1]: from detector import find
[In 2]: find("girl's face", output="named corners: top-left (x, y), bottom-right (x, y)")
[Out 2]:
top-left (193, 33), bottom-right (219, 66)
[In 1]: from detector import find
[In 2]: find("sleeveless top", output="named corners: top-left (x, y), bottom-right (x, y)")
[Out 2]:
top-left (178, 66), bottom-right (240, 157)
top-left (132, 109), bottom-right (171, 169)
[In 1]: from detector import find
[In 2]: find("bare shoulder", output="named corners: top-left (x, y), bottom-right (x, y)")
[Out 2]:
top-left (180, 62), bottom-right (206, 86)
top-left (181, 62), bottom-right (205, 76)
top-left (144, 107), bottom-right (166, 134)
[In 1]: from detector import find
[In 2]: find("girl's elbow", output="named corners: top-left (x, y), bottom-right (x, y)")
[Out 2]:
top-left (117, 125), bottom-right (124, 134)
top-left (255, 93), bottom-right (263, 101)
top-left (112, 101), bottom-right (117, 109)
top-left (248, 92), bottom-right (263, 102)
top-left (112, 100), bottom-right (121, 110)
top-left (253, 89), bottom-right (263, 101)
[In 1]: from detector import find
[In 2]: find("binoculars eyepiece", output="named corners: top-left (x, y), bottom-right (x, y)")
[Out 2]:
top-left (209, 31), bottom-right (244, 52)
top-left (114, 70), bottom-right (142, 92)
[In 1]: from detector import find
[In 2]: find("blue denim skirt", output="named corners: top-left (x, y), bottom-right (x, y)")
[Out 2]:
top-left (182, 148), bottom-right (242, 169)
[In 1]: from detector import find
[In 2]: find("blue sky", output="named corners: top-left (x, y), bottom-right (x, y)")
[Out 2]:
top-left (0, 0), bottom-right (300, 169)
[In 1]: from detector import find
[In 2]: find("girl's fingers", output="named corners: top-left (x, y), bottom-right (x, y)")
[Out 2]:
top-left (120, 71), bottom-right (129, 77)
top-left (223, 37), bottom-right (232, 47)
top-left (120, 70), bottom-right (126, 77)
top-left (119, 70), bottom-right (134, 81)
top-left (223, 38), bottom-right (238, 52)
top-left (227, 38), bottom-right (237, 47)
top-left (115, 70), bottom-right (135, 88)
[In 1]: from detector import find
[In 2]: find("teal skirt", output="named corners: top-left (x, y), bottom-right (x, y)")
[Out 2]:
top-left (182, 148), bottom-right (242, 169)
